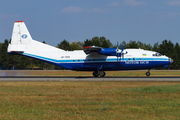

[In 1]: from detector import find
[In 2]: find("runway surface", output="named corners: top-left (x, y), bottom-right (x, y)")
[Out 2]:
top-left (0, 76), bottom-right (180, 81)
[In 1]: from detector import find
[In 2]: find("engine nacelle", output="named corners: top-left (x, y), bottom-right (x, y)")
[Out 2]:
top-left (83, 46), bottom-right (127, 56)
top-left (98, 48), bottom-right (117, 56)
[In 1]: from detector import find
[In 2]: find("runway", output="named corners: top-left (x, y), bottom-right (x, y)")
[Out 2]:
top-left (0, 76), bottom-right (180, 81)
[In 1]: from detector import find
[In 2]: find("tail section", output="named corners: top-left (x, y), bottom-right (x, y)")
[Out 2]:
top-left (8, 21), bottom-right (64, 56)
top-left (11, 21), bottom-right (32, 44)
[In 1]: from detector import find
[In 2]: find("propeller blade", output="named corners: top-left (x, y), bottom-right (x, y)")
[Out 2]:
top-left (116, 41), bottom-right (120, 62)
top-left (117, 42), bottom-right (119, 49)
top-left (120, 44), bottom-right (124, 52)
top-left (116, 42), bottom-right (126, 62)
top-left (122, 53), bottom-right (124, 60)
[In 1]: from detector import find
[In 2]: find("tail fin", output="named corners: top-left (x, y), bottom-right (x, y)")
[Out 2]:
top-left (11, 21), bottom-right (32, 44)
top-left (8, 21), bottom-right (65, 54)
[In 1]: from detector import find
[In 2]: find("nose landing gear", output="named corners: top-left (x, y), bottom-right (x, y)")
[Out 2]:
top-left (146, 69), bottom-right (151, 77)
top-left (93, 71), bottom-right (106, 77)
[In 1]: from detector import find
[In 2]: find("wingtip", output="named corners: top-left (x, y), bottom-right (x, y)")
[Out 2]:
top-left (83, 46), bottom-right (92, 49)
top-left (15, 21), bottom-right (24, 23)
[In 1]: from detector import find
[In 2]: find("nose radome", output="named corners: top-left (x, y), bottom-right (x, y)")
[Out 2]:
top-left (169, 58), bottom-right (173, 63)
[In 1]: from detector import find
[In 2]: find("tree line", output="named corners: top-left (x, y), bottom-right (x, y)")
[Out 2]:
top-left (0, 36), bottom-right (179, 70)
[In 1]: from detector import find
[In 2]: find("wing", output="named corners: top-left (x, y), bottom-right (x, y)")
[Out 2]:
top-left (83, 46), bottom-right (118, 56)
top-left (83, 46), bottom-right (102, 54)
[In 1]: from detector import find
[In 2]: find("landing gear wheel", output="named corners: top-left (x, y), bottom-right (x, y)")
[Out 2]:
top-left (99, 71), bottom-right (106, 77)
top-left (146, 72), bottom-right (150, 77)
top-left (93, 71), bottom-right (99, 77)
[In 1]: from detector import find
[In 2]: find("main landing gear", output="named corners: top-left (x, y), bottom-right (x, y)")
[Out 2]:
top-left (146, 69), bottom-right (150, 77)
top-left (93, 71), bottom-right (106, 77)
top-left (93, 70), bottom-right (151, 77)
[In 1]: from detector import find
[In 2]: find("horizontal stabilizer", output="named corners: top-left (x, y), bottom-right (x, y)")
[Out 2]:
top-left (9, 51), bottom-right (24, 55)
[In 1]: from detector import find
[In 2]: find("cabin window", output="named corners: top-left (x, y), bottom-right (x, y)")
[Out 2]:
top-left (128, 58), bottom-right (130, 60)
top-left (88, 59), bottom-right (90, 61)
top-left (133, 58), bottom-right (135, 60)
top-left (73, 60), bottom-right (75, 62)
top-left (140, 58), bottom-right (141, 60)
top-left (83, 60), bottom-right (85, 61)
top-left (93, 59), bottom-right (95, 61)
top-left (78, 60), bottom-right (80, 62)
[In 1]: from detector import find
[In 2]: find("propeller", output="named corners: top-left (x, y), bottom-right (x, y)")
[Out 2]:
top-left (120, 45), bottom-right (125, 61)
top-left (116, 42), bottom-right (127, 61)
top-left (116, 42), bottom-right (121, 61)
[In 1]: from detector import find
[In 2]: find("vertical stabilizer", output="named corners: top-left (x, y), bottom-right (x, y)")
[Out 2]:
top-left (11, 21), bottom-right (32, 44)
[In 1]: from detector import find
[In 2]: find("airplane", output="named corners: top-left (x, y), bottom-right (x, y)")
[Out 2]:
top-left (7, 21), bottom-right (173, 77)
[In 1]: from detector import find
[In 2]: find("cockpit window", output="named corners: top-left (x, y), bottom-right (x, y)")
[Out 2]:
top-left (153, 53), bottom-right (161, 57)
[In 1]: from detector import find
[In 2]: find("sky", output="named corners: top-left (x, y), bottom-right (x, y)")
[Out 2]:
top-left (0, 0), bottom-right (180, 47)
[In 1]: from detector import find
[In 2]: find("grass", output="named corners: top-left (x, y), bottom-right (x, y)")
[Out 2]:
top-left (0, 70), bottom-right (180, 77)
top-left (127, 84), bottom-right (180, 93)
top-left (0, 81), bottom-right (180, 119)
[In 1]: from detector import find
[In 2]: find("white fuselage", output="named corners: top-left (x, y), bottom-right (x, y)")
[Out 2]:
top-left (8, 21), bottom-right (172, 72)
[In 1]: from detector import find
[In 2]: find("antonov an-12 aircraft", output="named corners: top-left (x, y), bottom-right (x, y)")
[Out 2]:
top-left (7, 21), bottom-right (173, 77)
